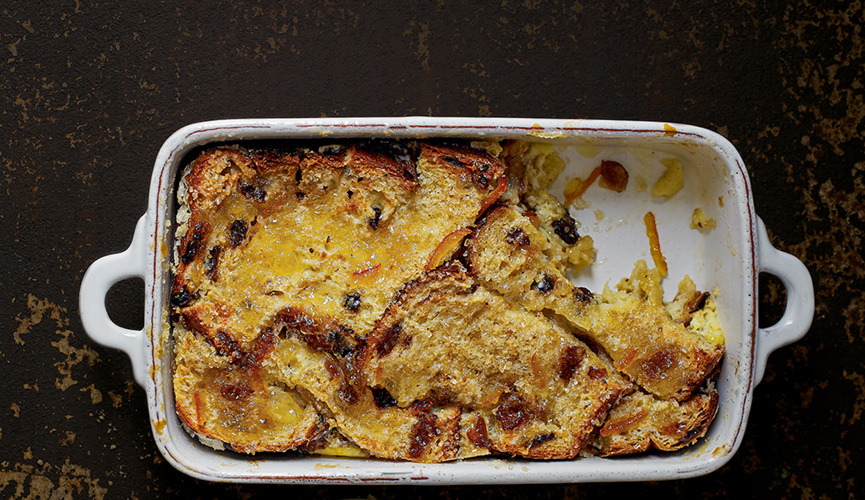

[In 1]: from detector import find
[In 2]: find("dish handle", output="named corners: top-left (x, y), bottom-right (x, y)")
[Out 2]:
top-left (753, 217), bottom-right (815, 385)
top-left (79, 215), bottom-right (149, 387)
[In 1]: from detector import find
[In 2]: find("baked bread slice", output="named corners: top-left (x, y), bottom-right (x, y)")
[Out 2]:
top-left (173, 325), bottom-right (328, 453)
top-left (591, 390), bottom-right (720, 456)
top-left (465, 205), bottom-right (724, 401)
top-left (358, 262), bottom-right (628, 459)
top-left (265, 312), bottom-right (483, 463)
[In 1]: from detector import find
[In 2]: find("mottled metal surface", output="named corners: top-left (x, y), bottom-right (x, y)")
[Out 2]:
top-left (1, 1), bottom-right (861, 498)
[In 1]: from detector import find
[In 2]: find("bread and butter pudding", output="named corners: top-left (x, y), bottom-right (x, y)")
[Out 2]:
top-left (170, 139), bottom-right (725, 462)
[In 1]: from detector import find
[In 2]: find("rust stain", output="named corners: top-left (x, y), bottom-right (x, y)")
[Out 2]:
top-left (51, 326), bottom-right (99, 392)
top-left (0, 459), bottom-right (107, 499)
top-left (781, 1), bottom-right (865, 156)
top-left (416, 22), bottom-right (431, 73)
top-left (7, 37), bottom-right (22, 57)
top-left (783, 165), bottom-right (865, 319)
top-left (57, 431), bottom-right (76, 447)
top-left (78, 384), bottom-right (103, 405)
top-left (841, 370), bottom-right (864, 425)
top-left (13, 295), bottom-right (101, 392)
top-left (13, 295), bottom-right (60, 345)
top-left (785, 473), bottom-right (815, 499)
top-left (107, 391), bottom-right (123, 408)
top-left (842, 295), bottom-right (864, 343)
top-left (838, 446), bottom-right (851, 472)
top-left (403, 21), bottom-right (431, 73)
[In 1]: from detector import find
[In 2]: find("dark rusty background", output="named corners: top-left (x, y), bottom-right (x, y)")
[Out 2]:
top-left (2, 1), bottom-right (862, 498)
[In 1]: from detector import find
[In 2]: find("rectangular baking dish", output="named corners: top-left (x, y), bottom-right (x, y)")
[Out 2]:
top-left (79, 117), bottom-right (814, 484)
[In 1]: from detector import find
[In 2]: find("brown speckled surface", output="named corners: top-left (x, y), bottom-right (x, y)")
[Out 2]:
top-left (1, 1), bottom-right (862, 497)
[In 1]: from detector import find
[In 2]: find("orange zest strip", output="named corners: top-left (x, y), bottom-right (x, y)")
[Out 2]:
top-left (194, 392), bottom-right (203, 427)
top-left (599, 410), bottom-right (648, 437)
top-left (253, 371), bottom-right (267, 393)
top-left (425, 228), bottom-right (472, 272)
top-left (564, 166), bottom-right (602, 205)
top-left (482, 385), bottom-right (507, 406)
top-left (478, 175), bottom-right (508, 215)
top-left (530, 352), bottom-right (545, 385)
top-left (352, 263), bottom-right (381, 282)
top-left (643, 211), bottom-right (668, 276)
top-left (614, 348), bottom-right (639, 371)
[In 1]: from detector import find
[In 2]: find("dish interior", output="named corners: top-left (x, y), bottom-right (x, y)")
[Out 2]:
top-left (146, 124), bottom-right (755, 483)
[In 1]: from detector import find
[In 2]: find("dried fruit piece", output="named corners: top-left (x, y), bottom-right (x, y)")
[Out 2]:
top-left (506, 227), bottom-right (530, 246)
top-left (204, 247), bottom-right (221, 282)
top-left (368, 206), bottom-right (382, 230)
top-left (532, 274), bottom-right (555, 294)
top-left (181, 221), bottom-right (209, 264)
top-left (372, 388), bottom-right (398, 408)
top-left (496, 392), bottom-right (533, 431)
top-left (551, 216), bottom-right (580, 245)
top-left (598, 160), bottom-right (629, 192)
top-left (229, 220), bottom-right (248, 247)
top-left (239, 182), bottom-right (267, 202)
top-left (343, 292), bottom-right (362, 312)
top-left (467, 416), bottom-right (492, 448)
top-left (170, 287), bottom-right (196, 308)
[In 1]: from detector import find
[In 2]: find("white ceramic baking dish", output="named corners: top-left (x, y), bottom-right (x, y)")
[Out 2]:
top-left (79, 117), bottom-right (814, 484)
